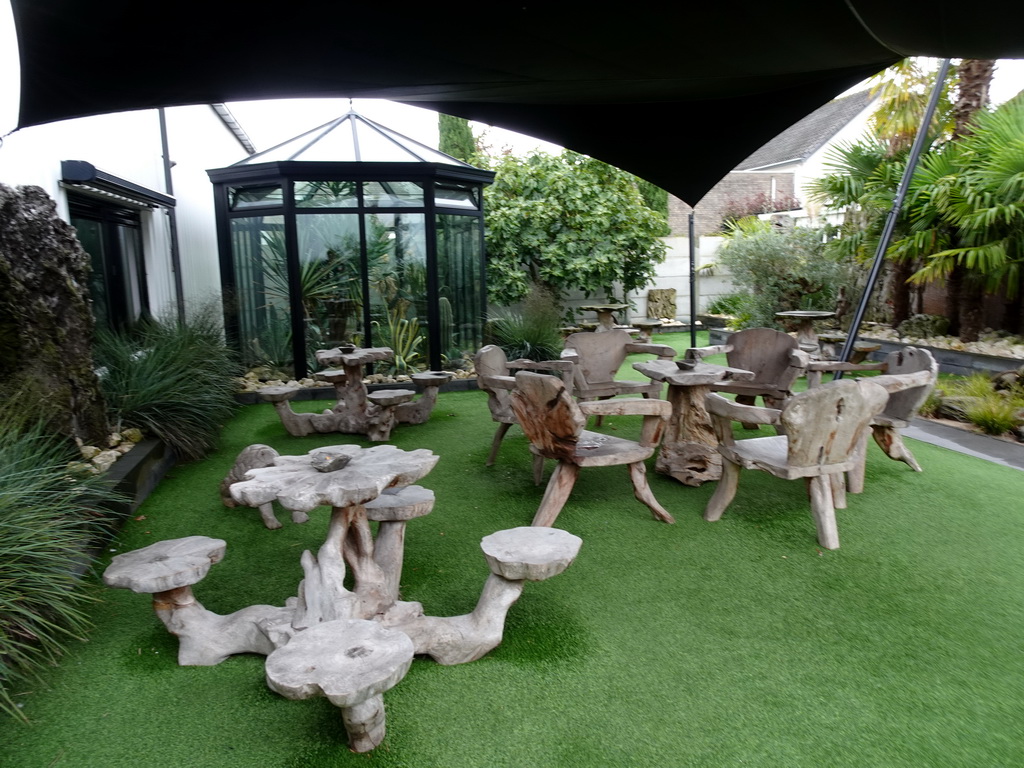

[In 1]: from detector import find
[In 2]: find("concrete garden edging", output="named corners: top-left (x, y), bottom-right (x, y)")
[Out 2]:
top-left (707, 328), bottom-right (1022, 376)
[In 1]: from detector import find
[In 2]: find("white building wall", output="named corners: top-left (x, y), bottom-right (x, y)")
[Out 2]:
top-left (0, 104), bottom-right (248, 322)
top-left (793, 99), bottom-right (876, 223)
top-left (164, 105), bottom-right (250, 317)
top-left (625, 236), bottom-right (732, 322)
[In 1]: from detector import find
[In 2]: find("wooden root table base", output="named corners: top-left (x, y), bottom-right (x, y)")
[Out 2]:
top-left (103, 445), bottom-right (582, 753)
top-left (633, 359), bottom-right (755, 486)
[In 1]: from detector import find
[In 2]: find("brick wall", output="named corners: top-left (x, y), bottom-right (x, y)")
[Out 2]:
top-left (668, 172), bottom-right (797, 236)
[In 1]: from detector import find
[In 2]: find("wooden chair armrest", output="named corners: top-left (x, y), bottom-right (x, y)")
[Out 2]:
top-left (704, 392), bottom-right (781, 426)
top-left (478, 374), bottom-right (517, 391)
top-left (625, 342), bottom-right (676, 359)
top-left (506, 359), bottom-right (575, 392)
top-left (507, 358), bottom-right (574, 373)
top-left (806, 361), bottom-right (887, 373)
top-left (578, 398), bottom-right (670, 447)
top-left (577, 398), bottom-right (672, 418)
top-left (685, 344), bottom-right (730, 360)
top-left (804, 360), bottom-right (886, 388)
top-left (788, 349), bottom-right (812, 371)
top-left (871, 370), bottom-right (934, 393)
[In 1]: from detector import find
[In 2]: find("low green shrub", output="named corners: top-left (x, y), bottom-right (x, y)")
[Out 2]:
top-left (93, 307), bottom-right (239, 461)
top-left (0, 408), bottom-right (119, 721)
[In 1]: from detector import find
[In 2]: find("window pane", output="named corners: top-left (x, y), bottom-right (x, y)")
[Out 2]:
top-left (437, 214), bottom-right (484, 369)
top-left (118, 226), bottom-right (146, 323)
top-left (229, 184), bottom-right (283, 210)
top-left (364, 180), bottom-right (423, 208)
top-left (295, 213), bottom-right (364, 365)
top-left (294, 180), bottom-right (358, 208)
top-left (73, 218), bottom-right (111, 331)
top-left (434, 182), bottom-right (480, 210)
top-left (229, 215), bottom-right (293, 376)
top-left (365, 212), bottom-right (427, 373)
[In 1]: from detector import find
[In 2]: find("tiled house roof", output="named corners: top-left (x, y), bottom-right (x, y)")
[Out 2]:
top-left (734, 89), bottom-right (874, 171)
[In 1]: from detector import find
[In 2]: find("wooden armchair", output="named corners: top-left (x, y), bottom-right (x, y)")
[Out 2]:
top-left (685, 327), bottom-right (810, 416)
top-left (703, 378), bottom-right (888, 549)
top-left (561, 329), bottom-right (675, 401)
top-left (806, 346), bottom-right (938, 492)
top-left (473, 345), bottom-right (575, 466)
top-left (509, 371), bottom-right (675, 528)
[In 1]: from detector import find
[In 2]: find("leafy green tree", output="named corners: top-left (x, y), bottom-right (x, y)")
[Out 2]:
top-left (438, 113), bottom-right (477, 163)
top-left (483, 150), bottom-right (668, 310)
top-left (634, 177), bottom-right (669, 219)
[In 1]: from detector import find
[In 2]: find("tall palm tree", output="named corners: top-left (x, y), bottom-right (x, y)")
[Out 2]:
top-left (813, 57), bottom-right (1000, 339)
top-left (868, 58), bottom-right (955, 155)
top-left (894, 95), bottom-right (1024, 337)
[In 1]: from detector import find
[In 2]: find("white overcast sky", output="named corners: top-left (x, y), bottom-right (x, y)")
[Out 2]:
top-left (1, 1), bottom-right (1023, 155)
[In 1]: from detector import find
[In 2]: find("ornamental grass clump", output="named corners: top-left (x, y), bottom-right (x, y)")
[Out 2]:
top-left (940, 373), bottom-right (1024, 435)
top-left (93, 307), bottom-right (239, 461)
top-left (0, 408), bottom-right (119, 721)
top-left (486, 285), bottom-right (564, 362)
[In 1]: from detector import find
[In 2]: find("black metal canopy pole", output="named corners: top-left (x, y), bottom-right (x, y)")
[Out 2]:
top-left (689, 211), bottom-right (697, 348)
top-left (835, 57), bottom-right (952, 376)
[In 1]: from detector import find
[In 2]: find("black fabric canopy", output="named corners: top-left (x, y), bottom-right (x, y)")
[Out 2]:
top-left (11, 1), bottom-right (1024, 204)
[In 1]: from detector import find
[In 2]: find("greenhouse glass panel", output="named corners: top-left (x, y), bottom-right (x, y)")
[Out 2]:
top-left (364, 180), bottom-right (423, 208)
top-left (364, 212), bottom-right (427, 374)
top-left (295, 212), bottom-right (364, 365)
top-left (294, 180), bottom-right (359, 208)
top-left (434, 182), bottom-right (480, 210)
top-left (229, 215), bottom-right (292, 376)
top-left (436, 213), bottom-right (484, 368)
top-left (228, 184), bottom-right (284, 210)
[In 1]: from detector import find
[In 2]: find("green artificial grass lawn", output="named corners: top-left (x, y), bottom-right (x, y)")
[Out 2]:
top-left (3, 332), bottom-right (1023, 767)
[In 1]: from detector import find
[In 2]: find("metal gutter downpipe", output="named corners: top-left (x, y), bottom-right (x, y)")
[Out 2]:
top-left (689, 211), bottom-right (697, 348)
top-left (159, 108), bottom-right (186, 323)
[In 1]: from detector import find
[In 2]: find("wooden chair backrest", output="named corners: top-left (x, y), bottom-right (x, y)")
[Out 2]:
top-left (781, 379), bottom-right (888, 468)
top-left (562, 330), bottom-right (632, 385)
top-left (880, 347), bottom-right (938, 421)
top-left (509, 372), bottom-right (586, 462)
top-left (726, 328), bottom-right (801, 388)
top-left (474, 345), bottom-right (512, 420)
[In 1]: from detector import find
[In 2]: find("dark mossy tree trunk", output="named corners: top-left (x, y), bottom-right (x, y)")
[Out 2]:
top-left (0, 184), bottom-right (109, 445)
top-left (958, 275), bottom-right (986, 341)
top-left (945, 264), bottom-right (963, 337)
top-left (889, 258), bottom-right (915, 328)
top-left (950, 59), bottom-right (996, 343)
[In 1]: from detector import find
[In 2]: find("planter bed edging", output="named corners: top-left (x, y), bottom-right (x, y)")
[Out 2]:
top-left (707, 328), bottom-right (1022, 376)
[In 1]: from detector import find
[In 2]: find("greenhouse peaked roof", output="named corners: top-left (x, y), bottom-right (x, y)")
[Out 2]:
top-left (231, 110), bottom-right (472, 167)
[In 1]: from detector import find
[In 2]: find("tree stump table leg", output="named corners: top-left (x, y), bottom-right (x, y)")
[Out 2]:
top-left (655, 383), bottom-right (723, 486)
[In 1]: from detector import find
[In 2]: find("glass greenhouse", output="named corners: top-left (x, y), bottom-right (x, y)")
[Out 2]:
top-left (207, 110), bottom-right (494, 379)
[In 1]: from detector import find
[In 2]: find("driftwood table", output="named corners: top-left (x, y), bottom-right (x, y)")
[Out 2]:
top-left (103, 444), bottom-right (582, 753)
top-left (775, 310), bottom-right (836, 355)
top-left (578, 302), bottom-right (630, 332)
top-left (259, 345), bottom-right (451, 441)
top-left (633, 359), bottom-right (754, 486)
